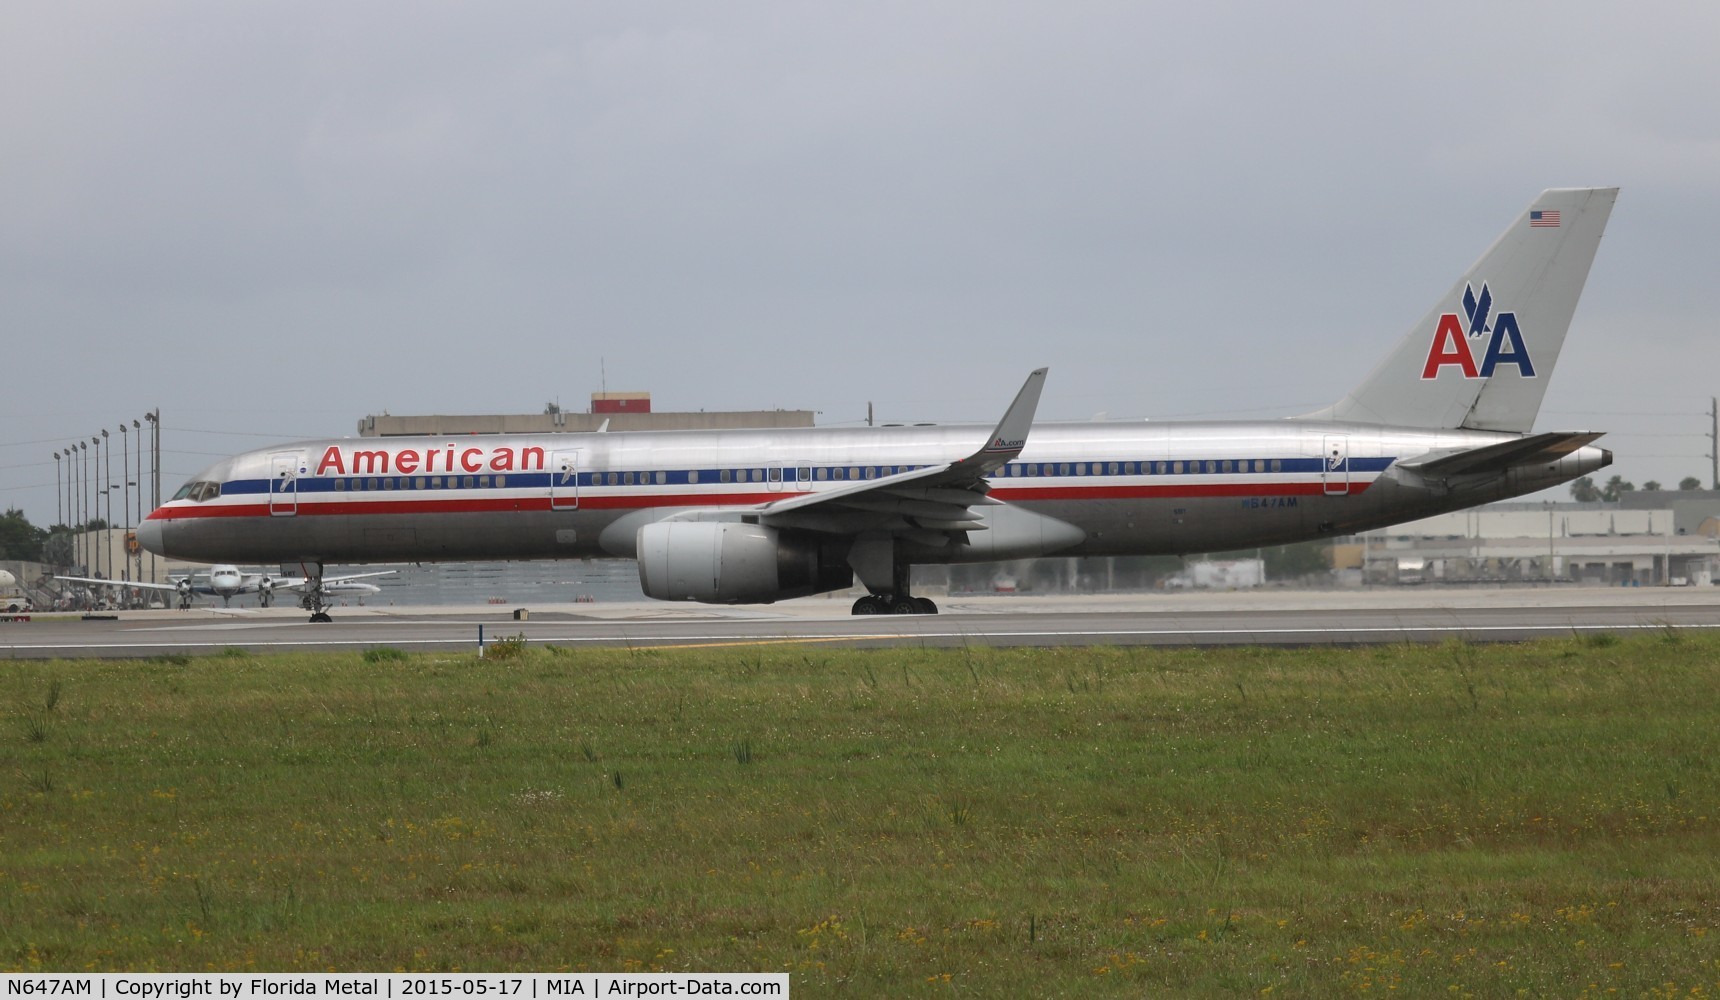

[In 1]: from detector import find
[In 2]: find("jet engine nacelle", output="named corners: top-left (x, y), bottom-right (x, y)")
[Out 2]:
top-left (636, 521), bottom-right (852, 604)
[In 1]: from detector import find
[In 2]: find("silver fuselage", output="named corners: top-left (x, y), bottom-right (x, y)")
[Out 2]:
top-left (139, 419), bottom-right (1609, 567)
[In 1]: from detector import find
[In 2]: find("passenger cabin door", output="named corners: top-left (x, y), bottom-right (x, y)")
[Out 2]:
top-left (1321, 435), bottom-right (1350, 496)
top-left (269, 453), bottom-right (301, 516)
top-left (550, 450), bottom-right (580, 510)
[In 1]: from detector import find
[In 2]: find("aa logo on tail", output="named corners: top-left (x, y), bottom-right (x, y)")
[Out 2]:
top-left (1419, 282), bottom-right (1536, 380)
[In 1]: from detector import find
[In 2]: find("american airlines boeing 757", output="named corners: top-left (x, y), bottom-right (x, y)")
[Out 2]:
top-left (139, 188), bottom-right (1617, 621)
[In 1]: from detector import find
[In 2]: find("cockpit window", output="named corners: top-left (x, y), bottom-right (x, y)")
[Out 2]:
top-left (173, 480), bottom-right (222, 503)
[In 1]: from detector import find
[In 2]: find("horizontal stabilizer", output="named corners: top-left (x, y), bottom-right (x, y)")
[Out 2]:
top-left (1398, 432), bottom-right (1605, 478)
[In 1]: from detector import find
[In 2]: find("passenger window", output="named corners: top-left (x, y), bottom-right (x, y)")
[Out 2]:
top-left (417, 477), bottom-right (428, 489)
top-left (1222, 460), bottom-right (1233, 473)
top-left (334, 479), bottom-right (346, 492)
top-left (383, 478), bottom-right (395, 491)
top-left (689, 470), bottom-right (700, 484)
top-left (495, 476), bottom-right (506, 488)
top-left (607, 473), bottom-right (619, 486)
top-left (1271, 459), bottom-right (1282, 472)
top-left (656, 471), bottom-right (667, 485)
top-left (480, 476), bottom-right (491, 488)
top-left (463, 476), bottom-right (475, 489)
top-left (815, 468), bottom-right (828, 481)
top-left (768, 468), bottom-right (782, 483)
top-left (624, 472), bottom-right (635, 486)
top-left (1173, 462), bottom-right (1183, 474)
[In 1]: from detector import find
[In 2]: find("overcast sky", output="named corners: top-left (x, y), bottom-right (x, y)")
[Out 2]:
top-left (3, 1), bottom-right (1716, 527)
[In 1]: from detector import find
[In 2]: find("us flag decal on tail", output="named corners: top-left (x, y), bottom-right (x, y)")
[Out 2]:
top-left (1530, 209), bottom-right (1561, 228)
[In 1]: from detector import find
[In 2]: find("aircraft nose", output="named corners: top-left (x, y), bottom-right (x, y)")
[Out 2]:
top-left (136, 518), bottom-right (164, 556)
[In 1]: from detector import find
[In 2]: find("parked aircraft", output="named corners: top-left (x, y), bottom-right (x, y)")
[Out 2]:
top-left (138, 188), bottom-right (1617, 621)
top-left (56, 565), bottom-right (390, 609)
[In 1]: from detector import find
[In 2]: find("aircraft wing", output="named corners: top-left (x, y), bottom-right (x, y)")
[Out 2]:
top-left (742, 368), bottom-right (1047, 541)
top-left (1397, 431), bottom-right (1605, 478)
top-left (271, 570), bottom-right (396, 591)
top-left (54, 575), bottom-right (185, 593)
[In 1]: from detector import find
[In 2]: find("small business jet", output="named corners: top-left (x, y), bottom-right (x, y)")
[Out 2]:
top-left (0, 569), bottom-right (25, 613)
top-left (56, 565), bottom-right (391, 609)
top-left (138, 188), bottom-right (1618, 621)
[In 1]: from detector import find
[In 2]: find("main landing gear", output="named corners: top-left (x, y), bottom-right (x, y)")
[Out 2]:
top-left (851, 593), bottom-right (938, 615)
top-left (850, 562), bottom-right (938, 615)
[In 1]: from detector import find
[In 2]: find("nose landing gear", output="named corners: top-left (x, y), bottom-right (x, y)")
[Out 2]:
top-left (298, 561), bottom-right (333, 623)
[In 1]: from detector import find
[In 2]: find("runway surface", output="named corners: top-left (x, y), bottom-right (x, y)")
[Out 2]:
top-left (3, 587), bottom-right (1717, 659)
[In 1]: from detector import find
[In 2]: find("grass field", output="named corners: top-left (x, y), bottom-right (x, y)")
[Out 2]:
top-left (4, 631), bottom-right (1720, 994)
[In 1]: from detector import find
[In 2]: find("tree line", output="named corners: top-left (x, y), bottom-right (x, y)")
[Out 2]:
top-left (1568, 475), bottom-right (1706, 502)
top-left (0, 509), bottom-right (98, 564)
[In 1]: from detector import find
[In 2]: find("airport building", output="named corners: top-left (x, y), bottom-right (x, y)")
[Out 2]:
top-left (358, 392), bottom-right (816, 436)
top-left (1337, 495), bottom-right (1720, 587)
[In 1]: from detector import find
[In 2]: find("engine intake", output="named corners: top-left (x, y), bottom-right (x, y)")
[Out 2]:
top-left (637, 521), bottom-right (853, 604)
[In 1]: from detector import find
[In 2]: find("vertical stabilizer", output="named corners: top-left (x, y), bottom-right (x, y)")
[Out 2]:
top-left (1302, 187), bottom-right (1616, 432)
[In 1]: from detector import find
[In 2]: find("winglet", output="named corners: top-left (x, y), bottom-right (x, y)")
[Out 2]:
top-left (745, 368), bottom-right (1049, 520)
top-left (959, 367), bottom-right (1048, 474)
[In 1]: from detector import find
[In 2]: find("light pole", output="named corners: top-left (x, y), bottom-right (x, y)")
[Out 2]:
top-left (144, 410), bottom-right (159, 582)
top-left (69, 444), bottom-right (80, 572)
top-left (119, 423), bottom-right (130, 582)
top-left (52, 451), bottom-right (62, 530)
top-left (101, 429), bottom-right (111, 580)
top-left (79, 441), bottom-right (89, 576)
top-left (1544, 501), bottom-right (1555, 584)
top-left (132, 418), bottom-right (143, 582)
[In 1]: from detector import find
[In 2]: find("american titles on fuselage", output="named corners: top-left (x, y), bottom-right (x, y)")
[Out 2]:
top-left (314, 444), bottom-right (549, 477)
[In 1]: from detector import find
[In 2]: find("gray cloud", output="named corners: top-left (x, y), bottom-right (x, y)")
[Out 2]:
top-left (4, 0), bottom-right (1717, 519)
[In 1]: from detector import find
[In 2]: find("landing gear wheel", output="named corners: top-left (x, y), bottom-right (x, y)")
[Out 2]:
top-left (914, 597), bottom-right (938, 615)
top-left (852, 595), bottom-right (886, 615)
top-left (889, 596), bottom-right (922, 615)
top-left (309, 612), bottom-right (333, 624)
